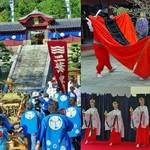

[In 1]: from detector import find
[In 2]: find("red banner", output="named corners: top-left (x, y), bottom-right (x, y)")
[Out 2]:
top-left (48, 41), bottom-right (68, 92)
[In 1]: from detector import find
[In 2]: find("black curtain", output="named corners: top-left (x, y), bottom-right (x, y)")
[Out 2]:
top-left (81, 93), bottom-right (150, 141)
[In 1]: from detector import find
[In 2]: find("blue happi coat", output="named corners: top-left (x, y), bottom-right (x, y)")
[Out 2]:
top-left (66, 106), bottom-right (81, 137)
top-left (20, 109), bottom-right (39, 135)
top-left (38, 113), bottom-right (73, 150)
top-left (57, 93), bottom-right (70, 109)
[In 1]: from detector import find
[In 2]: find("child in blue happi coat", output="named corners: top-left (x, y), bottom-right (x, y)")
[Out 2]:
top-left (57, 91), bottom-right (70, 110)
top-left (18, 101), bottom-right (39, 150)
top-left (38, 93), bottom-right (53, 115)
top-left (66, 97), bottom-right (81, 150)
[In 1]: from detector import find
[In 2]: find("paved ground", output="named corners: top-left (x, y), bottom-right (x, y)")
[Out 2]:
top-left (81, 54), bottom-right (150, 95)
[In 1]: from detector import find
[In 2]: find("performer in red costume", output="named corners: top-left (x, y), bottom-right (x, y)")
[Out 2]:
top-left (87, 10), bottom-right (116, 78)
top-left (88, 12), bottom-right (150, 79)
top-left (93, 35), bottom-right (115, 78)
top-left (130, 97), bottom-right (149, 148)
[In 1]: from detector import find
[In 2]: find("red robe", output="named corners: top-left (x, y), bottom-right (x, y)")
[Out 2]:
top-left (109, 117), bottom-right (121, 144)
top-left (84, 127), bottom-right (97, 142)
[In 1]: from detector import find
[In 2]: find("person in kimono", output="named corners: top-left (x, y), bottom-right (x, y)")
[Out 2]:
top-left (66, 97), bottom-right (81, 150)
top-left (0, 116), bottom-right (11, 150)
top-left (82, 99), bottom-right (101, 144)
top-left (104, 101), bottom-right (124, 146)
top-left (136, 12), bottom-right (149, 39)
top-left (130, 97), bottom-right (149, 148)
top-left (18, 101), bottom-right (39, 150)
top-left (86, 14), bottom-right (116, 78)
top-left (35, 102), bottom-right (73, 150)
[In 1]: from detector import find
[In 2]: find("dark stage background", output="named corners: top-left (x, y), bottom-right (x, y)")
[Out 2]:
top-left (81, 93), bottom-right (150, 141)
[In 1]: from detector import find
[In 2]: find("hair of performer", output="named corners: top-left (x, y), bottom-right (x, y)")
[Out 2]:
top-left (112, 101), bottom-right (119, 109)
top-left (89, 99), bottom-right (96, 108)
top-left (138, 97), bottom-right (145, 106)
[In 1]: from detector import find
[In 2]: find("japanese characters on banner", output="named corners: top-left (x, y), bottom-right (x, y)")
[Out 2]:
top-left (48, 41), bottom-right (68, 93)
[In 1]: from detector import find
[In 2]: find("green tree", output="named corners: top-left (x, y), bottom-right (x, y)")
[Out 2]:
top-left (15, 0), bottom-right (37, 20)
top-left (68, 43), bottom-right (81, 69)
top-left (37, 0), bottom-right (67, 18)
top-left (0, 42), bottom-right (12, 80)
top-left (70, 0), bottom-right (81, 18)
top-left (0, 0), bottom-right (80, 22)
top-left (0, 0), bottom-right (10, 21)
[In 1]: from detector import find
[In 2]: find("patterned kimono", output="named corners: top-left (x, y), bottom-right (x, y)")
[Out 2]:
top-left (136, 18), bottom-right (149, 39)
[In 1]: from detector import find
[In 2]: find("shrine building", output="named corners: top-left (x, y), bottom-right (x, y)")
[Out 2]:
top-left (0, 9), bottom-right (81, 46)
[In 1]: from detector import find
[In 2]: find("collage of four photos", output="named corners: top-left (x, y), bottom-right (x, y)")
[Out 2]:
top-left (0, 0), bottom-right (150, 149)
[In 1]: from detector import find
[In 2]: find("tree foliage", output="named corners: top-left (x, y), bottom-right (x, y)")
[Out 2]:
top-left (0, 0), bottom-right (80, 22)
top-left (0, 42), bottom-right (12, 73)
top-left (68, 43), bottom-right (81, 69)
top-left (131, 0), bottom-right (150, 17)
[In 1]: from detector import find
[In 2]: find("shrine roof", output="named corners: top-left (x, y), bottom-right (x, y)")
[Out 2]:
top-left (0, 22), bottom-right (26, 32)
top-left (48, 18), bottom-right (81, 29)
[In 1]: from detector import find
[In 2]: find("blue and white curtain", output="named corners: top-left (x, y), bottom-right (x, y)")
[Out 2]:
top-left (48, 30), bottom-right (81, 39)
top-left (0, 33), bottom-right (26, 41)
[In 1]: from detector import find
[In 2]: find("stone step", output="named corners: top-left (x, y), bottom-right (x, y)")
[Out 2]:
top-left (9, 45), bottom-right (50, 89)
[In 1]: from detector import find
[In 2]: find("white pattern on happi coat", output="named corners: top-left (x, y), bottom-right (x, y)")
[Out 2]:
top-left (105, 109), bottom-right (124, 138)
top-left (131, 106), bottom-right (149, 128)
top-left (84, 107), bottom-right (101, 135)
